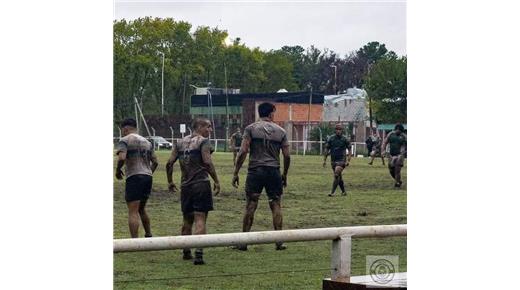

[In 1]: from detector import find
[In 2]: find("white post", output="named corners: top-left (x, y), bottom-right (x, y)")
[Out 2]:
top-left (331, 235), bottom-right (351, 282)
top-left (303, 125), bottom-right (307, 156)
top-left (294, 126), bottom-right (299, 155)
top-left (206, 90), bottom-right (217, 149)
top-left (169, 126), bottom-right (174, 144)
top-left (151, 127), bottom-right (155, 136)
top-left (118, 128), bottom-right (121, 138)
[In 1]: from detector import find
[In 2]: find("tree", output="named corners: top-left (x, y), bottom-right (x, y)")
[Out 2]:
top-left (357, 41), bottom-right (388, 64)
top-left (261, 50), bottom-right (298, 92)
top-left (364, 56), bottom-right (407, 123)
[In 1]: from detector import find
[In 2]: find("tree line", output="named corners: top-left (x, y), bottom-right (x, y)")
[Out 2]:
top-left (114, 17), bottom-right (406, 125)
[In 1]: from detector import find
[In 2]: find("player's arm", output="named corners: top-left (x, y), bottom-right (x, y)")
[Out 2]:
top-left (116, 152), bottom-right (126, 180)
top-left (202, 142), bottom-right (220, 195)
top-left (281, 144), bottom-right (291, 187)
top-left (381, 133), bottom-right (392, 156)
top-left (150, 149), bottom-right (158, 173)
top-left (347, 142), bottom-right (352, 164)
top-left (115, 141), bottom-right (127, 180)
top-left (401, 133), bottom-right (407, 154)
top-left (323, 139), bottom-right (330, 167)
top-left (229, 134), bottom-right (234, 149)
top-left (232, 135), bottom-right (251, 188)
top-left (165, 146), bottom-right (179, 192)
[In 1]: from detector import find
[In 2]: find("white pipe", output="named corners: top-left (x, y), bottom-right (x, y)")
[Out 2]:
top-left (318, 127), bottom-right (323, 155)
top-left (114, 224), bottom-right (406, 253)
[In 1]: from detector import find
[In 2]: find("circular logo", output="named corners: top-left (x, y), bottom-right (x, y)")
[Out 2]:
top-left (369, 258), bottom-right (395, 284)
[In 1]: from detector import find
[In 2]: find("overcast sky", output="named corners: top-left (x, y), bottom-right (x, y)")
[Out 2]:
top-left (114, 0), bottom-right (406, 57)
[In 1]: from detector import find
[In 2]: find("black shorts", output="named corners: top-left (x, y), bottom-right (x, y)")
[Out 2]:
top-left (125, 174), bottom-right (152, 202)
top-left (331, 161), bottom-right (347, 170)
top-left (371, 147), bottom-right (382, 156)
top-left (180, 181), bottom-right (214, 214)
top-left (388, 154), bottom-right (405, 168)
top-left (245, 166), bottom-right (283, 201)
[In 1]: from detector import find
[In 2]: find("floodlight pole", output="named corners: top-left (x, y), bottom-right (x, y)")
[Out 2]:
top-left (160, 52), bottom-right (165, 116)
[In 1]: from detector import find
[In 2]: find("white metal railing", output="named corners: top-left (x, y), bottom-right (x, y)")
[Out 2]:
top-left (113, 137), bottom-right (368, 156)
top-left (113, 224), bottom-right (406, 282)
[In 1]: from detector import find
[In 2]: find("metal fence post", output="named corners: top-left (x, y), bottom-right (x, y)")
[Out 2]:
top-left (331, 234), bottom-right (351, 282)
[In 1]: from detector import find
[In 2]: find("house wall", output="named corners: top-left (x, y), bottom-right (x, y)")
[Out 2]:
top-left (322, 98), bottom-right (367, 122)
top-left (271, 103), bottom-right (322, 123)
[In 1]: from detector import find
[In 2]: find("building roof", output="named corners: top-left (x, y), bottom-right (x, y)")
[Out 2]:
top-left (324, 88), bottom-right (367, 104)
top-left (191, 91), bottom-right (324, 107)
top-left (323, 89), bottom-right (367, 122)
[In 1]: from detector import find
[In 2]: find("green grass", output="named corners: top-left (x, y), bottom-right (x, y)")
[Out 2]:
top-left (114, 151), bottom-right (406, 289)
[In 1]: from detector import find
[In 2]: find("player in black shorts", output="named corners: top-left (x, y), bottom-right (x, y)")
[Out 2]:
top-left (229, 128), bottom-right (243, 165)
top-left (323, 124), bottom-right (351, 196)
top-left (166, 117), bottom-right (221, 265)
top-left (116, 118), bottom-right (158, 238)
top-left (381, 124), bottom-right (407, 188)
top-left (232, 102), bottom-right (291, 251)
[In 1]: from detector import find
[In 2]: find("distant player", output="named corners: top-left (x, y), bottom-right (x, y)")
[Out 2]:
top-left (381, 124), bottom-right (407, 188)
top-left (365, 134), bottom-right (374, 157)
top-left (229, 127), bottom-right (243, 165)
top-left (323, 124), bottom-right (351, 196)
top-left (232, 102), bottom-right (291, 251)
top-left (368, 129), bottom-right (385, 166)
top-left (115, 118), bottom-right (158, 238)
top-left (166, 117), bottom-right (221, 265)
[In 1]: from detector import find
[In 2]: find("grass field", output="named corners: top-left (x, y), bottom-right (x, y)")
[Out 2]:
top-left (114, 151), bottom-right (406, 289)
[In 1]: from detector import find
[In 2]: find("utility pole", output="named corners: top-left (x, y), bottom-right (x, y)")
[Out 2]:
top-left (306, 83), bottom-right (313, 155)
top-left (134, 97), bottom-right (152, 137)
top-left (367, 62), bottom-right (374, 130)
top-left (182, 73), bottom-right (187, 115)
top-left (330, 64), bottom-right (337, 94)
top-left (134, 101), bottom-right (139, 133)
